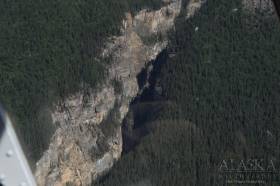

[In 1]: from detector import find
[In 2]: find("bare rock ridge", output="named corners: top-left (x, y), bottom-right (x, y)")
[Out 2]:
top-left (35, 0), bottom-right (203, 185)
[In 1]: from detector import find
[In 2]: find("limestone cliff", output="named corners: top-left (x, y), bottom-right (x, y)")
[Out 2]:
top-left (35, 0), bottom-right (203, 185)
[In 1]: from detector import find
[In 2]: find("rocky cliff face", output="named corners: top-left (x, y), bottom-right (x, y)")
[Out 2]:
top-left (35, 0), bottom-right (202, 185)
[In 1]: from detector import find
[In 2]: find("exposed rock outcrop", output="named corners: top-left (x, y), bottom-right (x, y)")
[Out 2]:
top-left (186, 0), bottom-right (207, 19)
top-left (243, 0), bottom-right (275, 14)
top-left (35, 0), bottom-right (204, 185)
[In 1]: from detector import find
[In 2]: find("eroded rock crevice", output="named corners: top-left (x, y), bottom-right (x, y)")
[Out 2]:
top-left (35, 1), bottom-right (182, 185)
top-left (35, 0), bottom-right (206, 185)
top-left (122, 49), bottom-right (168, 153)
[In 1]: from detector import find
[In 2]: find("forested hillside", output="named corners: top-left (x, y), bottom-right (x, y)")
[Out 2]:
top-left (96, 0), bottom-right (280, 185)
top-left (0, 0), bottom-right (162, 161)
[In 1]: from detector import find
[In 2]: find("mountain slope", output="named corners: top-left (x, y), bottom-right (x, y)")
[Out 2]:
top-left (96, 0), bottom-right (280, 185)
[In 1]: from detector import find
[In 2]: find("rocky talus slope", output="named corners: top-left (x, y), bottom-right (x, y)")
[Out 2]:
top-left (35, 0), bottom-right (203, 185)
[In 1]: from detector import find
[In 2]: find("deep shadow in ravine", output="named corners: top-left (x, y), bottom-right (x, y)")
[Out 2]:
top-left (122, 49), bottom-right (168, 154)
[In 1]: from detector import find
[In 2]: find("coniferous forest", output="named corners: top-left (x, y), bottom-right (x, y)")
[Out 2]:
top-left (96, 0), bottom-right (280, 185)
